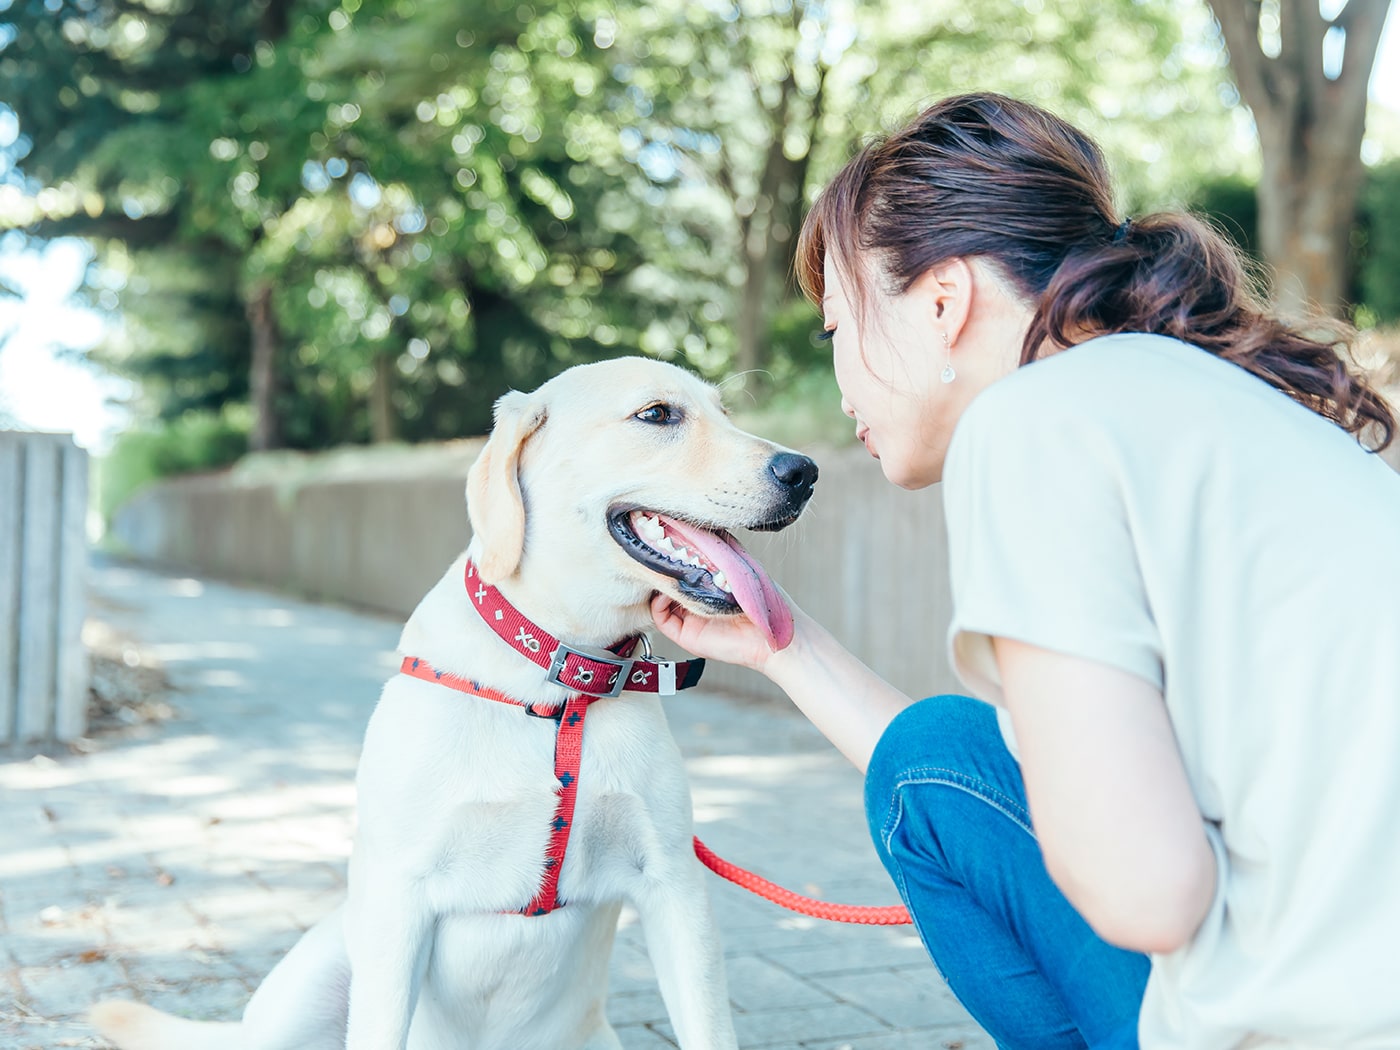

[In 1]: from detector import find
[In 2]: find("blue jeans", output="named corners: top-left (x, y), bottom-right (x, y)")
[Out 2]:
top-left (864, 695), bottom-right (1149, 1050)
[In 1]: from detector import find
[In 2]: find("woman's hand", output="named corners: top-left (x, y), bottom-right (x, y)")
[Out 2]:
top-left (648, 592), bottom-right (794, 675)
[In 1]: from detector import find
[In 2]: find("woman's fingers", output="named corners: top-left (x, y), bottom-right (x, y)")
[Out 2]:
top-left (648, 592), bottom-right (771, 671)
top-left (649, 593), bottom-right (688, 642)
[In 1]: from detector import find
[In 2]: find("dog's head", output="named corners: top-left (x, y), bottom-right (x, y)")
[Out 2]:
top-left (466, 357), bottom-right (817, 648)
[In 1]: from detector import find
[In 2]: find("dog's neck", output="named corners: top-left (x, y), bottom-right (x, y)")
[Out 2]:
top-left (395, 544), bottom-right (655, 704)
top-left (501, 547), bottom-right (655, 646)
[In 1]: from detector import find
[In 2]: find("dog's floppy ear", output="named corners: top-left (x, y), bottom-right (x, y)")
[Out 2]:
top-left (466, 389), bottom-right (548, 584)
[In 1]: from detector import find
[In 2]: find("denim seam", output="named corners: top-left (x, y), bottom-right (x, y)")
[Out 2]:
top-left (879, 787), bottom-right (937, 976)
top-left (875, 768), bottom-right (1038, 987)
top-left (879, 765), bottom-right (1036, 848)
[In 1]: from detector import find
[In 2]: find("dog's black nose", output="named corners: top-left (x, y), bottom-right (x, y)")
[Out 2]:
top-left (769, 452), bottom-right (818, 494)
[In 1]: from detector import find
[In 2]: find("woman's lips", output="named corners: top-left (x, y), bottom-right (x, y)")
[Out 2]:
top-left (856, 425), bottom-right (878, 458)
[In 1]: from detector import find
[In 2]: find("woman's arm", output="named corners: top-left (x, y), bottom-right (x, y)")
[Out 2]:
top-left (650, 596), bottom-right (913, 772)
top-left (993, 636), bottom-right (1217, 954)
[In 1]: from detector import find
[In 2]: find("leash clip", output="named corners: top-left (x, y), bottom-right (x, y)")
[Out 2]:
top-left (635, 633), bottom-right (680, 695)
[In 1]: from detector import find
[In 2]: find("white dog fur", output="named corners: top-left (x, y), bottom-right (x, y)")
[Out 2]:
top-left (90, 356), bottom-right (817, 1050)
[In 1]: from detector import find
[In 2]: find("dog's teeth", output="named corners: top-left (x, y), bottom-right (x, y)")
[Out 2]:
top-left (713, 570), bottom-right (730, 592)
top-left (632, 514), bottom-right (717, 574)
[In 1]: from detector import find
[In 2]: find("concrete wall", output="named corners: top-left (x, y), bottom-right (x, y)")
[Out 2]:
top-left (104, 413), bottom-right (1400, 710)
top-left (1, 432), bottom-right (89, 748)
top-left (109, 443), bottom-right (961, 704)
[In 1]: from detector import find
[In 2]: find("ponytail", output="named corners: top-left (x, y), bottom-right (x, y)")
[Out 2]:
top-left (1026, 213), bottom-right (1395, 451)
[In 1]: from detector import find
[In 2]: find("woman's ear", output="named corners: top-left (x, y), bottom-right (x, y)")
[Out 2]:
top-left (911, 258), bottom-right (975, 347)
top-left (466, 390), bottom-right (548, 584)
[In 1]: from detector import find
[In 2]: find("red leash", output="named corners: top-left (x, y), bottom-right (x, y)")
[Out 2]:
top-left (405, 655), bottom-right (912, 924)
top-left (692, 837), bottom-right (912, 926)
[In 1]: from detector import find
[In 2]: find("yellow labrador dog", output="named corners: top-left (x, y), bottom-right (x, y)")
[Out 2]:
top-left (91, 356), bottom-right (817, 1050)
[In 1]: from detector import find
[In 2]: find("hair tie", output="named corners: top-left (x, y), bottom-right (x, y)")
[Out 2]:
top-left (1113, 217), bottom-right (1133, 244)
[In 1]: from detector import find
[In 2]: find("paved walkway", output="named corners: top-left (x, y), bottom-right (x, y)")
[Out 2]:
top-left (1, 558), bottom-right (992, 1050)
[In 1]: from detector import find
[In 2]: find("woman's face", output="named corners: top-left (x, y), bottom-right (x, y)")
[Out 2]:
top-left (821, 252), bottom-right (1030, 488)
top-left (822, 255), bottom-right (958, 489)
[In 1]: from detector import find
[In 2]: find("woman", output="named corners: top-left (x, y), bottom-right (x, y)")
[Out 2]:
top-left (650, 93), bottom-right (1400, 1049)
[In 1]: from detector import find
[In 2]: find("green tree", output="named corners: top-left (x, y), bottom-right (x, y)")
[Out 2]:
top-left (617, 0), bottom-right (1246, 398)
top-left (1208, 0), bottom-right (1395, 316)
top-left (2, 0), bottom-right (688, 449)
top-left (3, 0), bottom-right (1256, 480)
top-left (1, 0), bottom-right (322, 450)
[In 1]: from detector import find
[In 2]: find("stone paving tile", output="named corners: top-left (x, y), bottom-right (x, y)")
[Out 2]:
top-left (658, 1001), bottom-right (891, 1049)
top-left (616, 1022), bottom-right (681, 1049)
top-left (800, 1026), bottom-right (995, 1050)
top-left (606, 989), bottom-right (673, 1026)
top-left (755, 925), bottom-right (929, 978)
top-left (804, 967), bottom-right (973, 1032)
top-left (722, 955), bottom-right (835, 1012)
top-left (0, 559), bottom-right (990, 1049)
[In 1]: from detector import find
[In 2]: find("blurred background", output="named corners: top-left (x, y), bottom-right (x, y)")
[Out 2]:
top-left (1, 0), bottom-right (1398, 525)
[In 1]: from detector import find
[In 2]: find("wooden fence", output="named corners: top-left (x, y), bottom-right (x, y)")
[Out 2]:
top-left (1, 431), bottom-right (89, 748)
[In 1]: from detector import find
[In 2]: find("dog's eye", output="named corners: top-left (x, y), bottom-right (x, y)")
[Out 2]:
top-left (634, 403), bottom-right (679, 425)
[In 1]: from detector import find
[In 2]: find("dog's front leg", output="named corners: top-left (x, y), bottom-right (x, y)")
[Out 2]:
top-left (343, 875), bottom-right (433, 1050)
top-left (634, 858), bottom-right (738, 1050)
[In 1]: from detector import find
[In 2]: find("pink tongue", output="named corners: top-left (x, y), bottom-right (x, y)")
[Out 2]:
top-left (659, 516), bottom-right (794, 651)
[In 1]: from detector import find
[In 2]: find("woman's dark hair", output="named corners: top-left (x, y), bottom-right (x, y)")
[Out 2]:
top-left (796, 92), bottom-right (1395, 451)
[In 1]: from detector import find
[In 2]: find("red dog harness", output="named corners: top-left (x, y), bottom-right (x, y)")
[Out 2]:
top-left (398, 559), bottom-right (705, 916)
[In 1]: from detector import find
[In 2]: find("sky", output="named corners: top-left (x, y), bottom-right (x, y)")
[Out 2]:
top-left (0, 236), bottom-right (126, 450)
top-left (3, 13), bottom-right (1400, 454)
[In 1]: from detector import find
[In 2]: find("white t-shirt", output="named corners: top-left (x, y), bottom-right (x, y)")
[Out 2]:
top-left (943, 333), bottom-right (1400, 1049)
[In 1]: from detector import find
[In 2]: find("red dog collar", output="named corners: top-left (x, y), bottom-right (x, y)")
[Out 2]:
top-left (461, 559), bottom-right (704, 697)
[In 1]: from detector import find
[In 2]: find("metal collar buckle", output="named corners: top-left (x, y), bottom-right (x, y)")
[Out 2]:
top-left (546, 642), bottom-right (633, 697)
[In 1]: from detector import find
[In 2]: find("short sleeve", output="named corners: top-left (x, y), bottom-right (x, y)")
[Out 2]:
top-left (942, 383), bottom-right (1164, 708)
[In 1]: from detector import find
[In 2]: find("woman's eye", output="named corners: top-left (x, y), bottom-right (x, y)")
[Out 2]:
top-left (635, 404), bottom-right (676, 425)
top-left (817, 328), bottom-right (835, 342)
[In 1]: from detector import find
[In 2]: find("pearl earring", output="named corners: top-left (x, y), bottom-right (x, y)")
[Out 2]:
top-left (940, 332), bottom-right (956, 384)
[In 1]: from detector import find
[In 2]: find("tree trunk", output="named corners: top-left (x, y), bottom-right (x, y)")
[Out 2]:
top-left (733, 78), bottom-right (795, 396)
top-left (1210, 0), bottom-right (1393, 318)
top-left (733, 62), bottom-right (827, 397)
top-left (733, 215), bottom-right (769, 389)
top-left (370, 351), bottom-right (398, 444)
top-left (1254, 106), bottom-right (1365, 317)
top-left (245, 283), bottom-right (284, 452)
top-left (354, 252), bottom-right (408, 444)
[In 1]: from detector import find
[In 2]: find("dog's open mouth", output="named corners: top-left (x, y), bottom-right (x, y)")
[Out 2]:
top-left (609, 508), bottom-right (794, 649)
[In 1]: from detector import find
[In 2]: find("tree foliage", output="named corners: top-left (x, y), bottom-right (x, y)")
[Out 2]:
top-left (1, 0), bottom-right (1249, 471)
